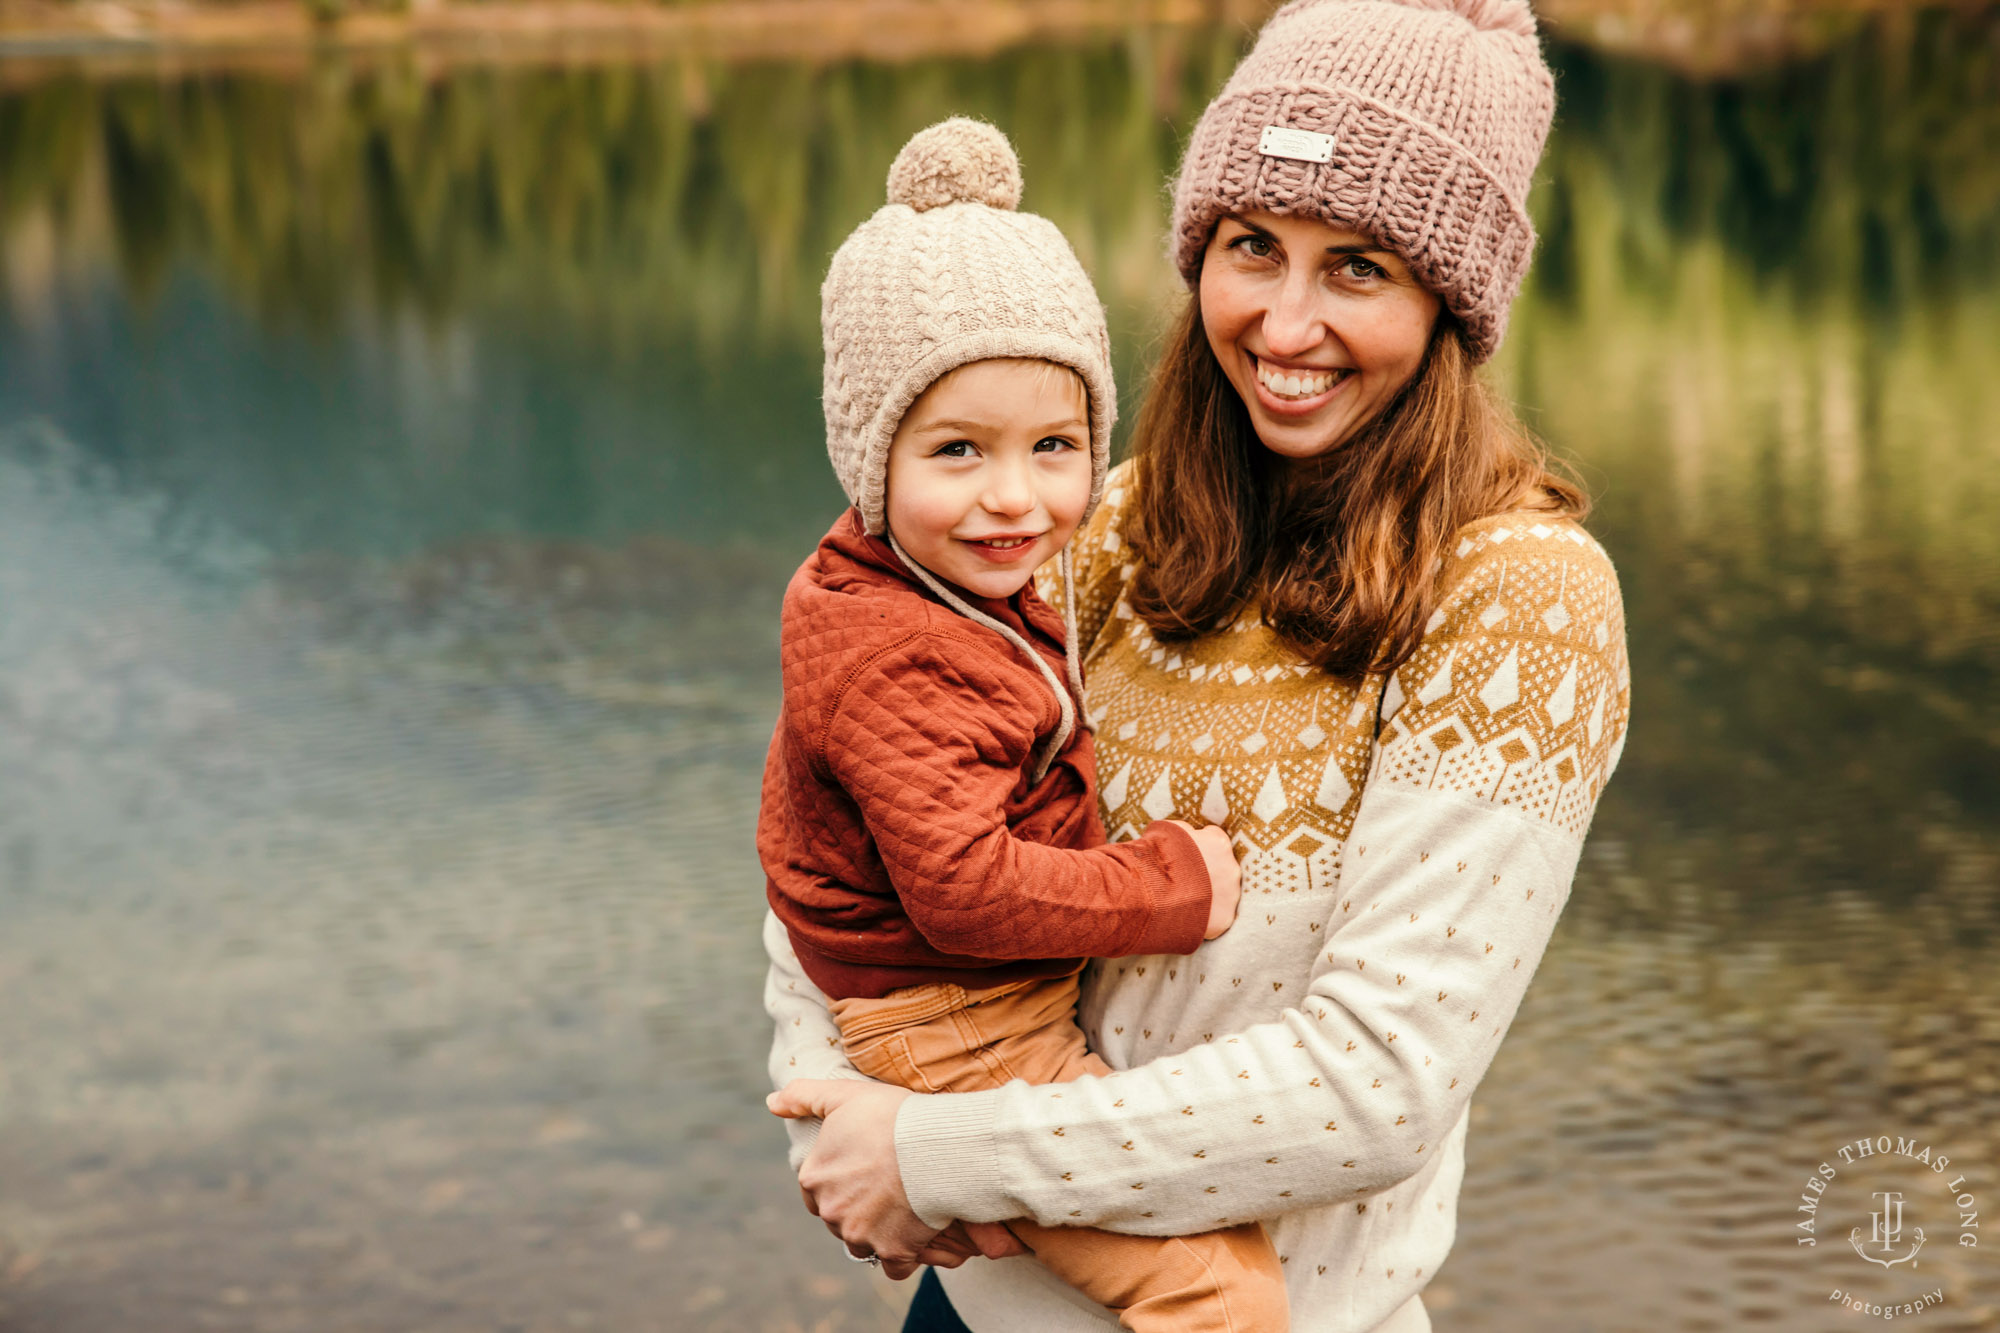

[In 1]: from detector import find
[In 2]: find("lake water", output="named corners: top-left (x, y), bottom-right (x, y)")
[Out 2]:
top-left (1, 9), bottom-right (1997, 1330)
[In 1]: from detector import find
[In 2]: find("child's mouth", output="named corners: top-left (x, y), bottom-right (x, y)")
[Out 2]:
top-left (961, 534), bottom-right (1042, 562)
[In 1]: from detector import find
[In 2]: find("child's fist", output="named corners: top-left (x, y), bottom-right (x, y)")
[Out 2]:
top-left (1165, 820), bottom-right (1242, 939)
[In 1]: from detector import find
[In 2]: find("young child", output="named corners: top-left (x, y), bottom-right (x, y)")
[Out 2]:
top-left (759, 119), bottom-right (1289, 1332)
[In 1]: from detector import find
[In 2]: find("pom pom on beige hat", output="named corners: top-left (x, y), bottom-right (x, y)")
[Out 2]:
top-left (1170, 0), bottom-right (1555, 361)
top-left (821, 118), bottom-right (1116, 535)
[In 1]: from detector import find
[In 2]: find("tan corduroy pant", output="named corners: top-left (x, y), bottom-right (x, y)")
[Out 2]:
top-left (831, 972), bottom-right (1290, 1333)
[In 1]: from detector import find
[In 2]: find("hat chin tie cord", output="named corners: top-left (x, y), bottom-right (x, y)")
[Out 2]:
top-left (886, 531), bottom-right (1084, 787)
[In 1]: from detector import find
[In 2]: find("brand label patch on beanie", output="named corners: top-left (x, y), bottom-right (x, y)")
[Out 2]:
top-left (1257, 125), bottom-right (1334, 164)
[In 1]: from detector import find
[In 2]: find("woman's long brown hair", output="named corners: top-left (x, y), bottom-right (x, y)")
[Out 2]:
top-left (1125, 297), bottom-right (1588, 679)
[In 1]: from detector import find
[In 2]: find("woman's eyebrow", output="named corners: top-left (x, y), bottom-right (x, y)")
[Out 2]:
top-left (1227, 219), bottom-right (1383, 257)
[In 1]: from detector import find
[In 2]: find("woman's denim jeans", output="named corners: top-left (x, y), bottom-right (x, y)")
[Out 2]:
top-left (901, 1268), bottom-right (974, 1333)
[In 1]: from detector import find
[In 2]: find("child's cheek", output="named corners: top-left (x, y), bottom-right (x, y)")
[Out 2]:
top-left (902, 488), bottom-right (967, 547)
top-left (1048, 468), bottom-right (1094, 545)
top-left (887, 486), bottom-right (975, 581)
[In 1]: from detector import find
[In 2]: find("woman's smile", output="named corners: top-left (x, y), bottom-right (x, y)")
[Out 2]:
top-left (1250, 353), bottom-right (1354, 415)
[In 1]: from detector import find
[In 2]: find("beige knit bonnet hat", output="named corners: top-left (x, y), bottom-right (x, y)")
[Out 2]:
top-left (1171, 0), bottom-right (1555, 361)
top-left (821, 117), bottom-right (1117, 536)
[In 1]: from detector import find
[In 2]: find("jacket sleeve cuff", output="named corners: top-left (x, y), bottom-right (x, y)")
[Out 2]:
top-left (1120, 820), bottom-right (1212, 957)
top-left (894, 1088), bottom-right (1013, 1228)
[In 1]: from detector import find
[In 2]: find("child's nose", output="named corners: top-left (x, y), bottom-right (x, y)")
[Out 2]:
top-left (981, 461), bottom-right (1036, 515)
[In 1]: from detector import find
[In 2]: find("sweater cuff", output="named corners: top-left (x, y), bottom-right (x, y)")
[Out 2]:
top-left (894, 1088), bottom-right (1013, 1229)
top-left (1121, 820), bottom-right (1212, 957)
top-left (784, 1116), bottom-right (821, 1174)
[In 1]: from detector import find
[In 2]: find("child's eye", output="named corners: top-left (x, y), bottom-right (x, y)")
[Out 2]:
top-left (935, 441), bottom-right (974, 458)
top-left (1034, 436), bottom-right (1079, 453)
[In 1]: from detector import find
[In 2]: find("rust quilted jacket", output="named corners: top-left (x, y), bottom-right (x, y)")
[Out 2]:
top-left (760, 511), bottom-right (1212, 1001)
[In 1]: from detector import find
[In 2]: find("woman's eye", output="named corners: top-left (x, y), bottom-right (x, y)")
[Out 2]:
top-left (1231, 234), bottom-right (1274, 258)
top-left (1340, 256), bottom-right (1385, 280)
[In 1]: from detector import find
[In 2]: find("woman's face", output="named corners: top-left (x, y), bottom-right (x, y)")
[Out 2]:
top-left (1199, 211), bottom-right (1442, 461)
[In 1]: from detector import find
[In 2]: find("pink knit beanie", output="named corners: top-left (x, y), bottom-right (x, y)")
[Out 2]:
top-left (1170, 0), bottom-right (1555, 361)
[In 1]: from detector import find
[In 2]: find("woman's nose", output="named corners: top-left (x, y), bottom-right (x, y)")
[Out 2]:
top-left (1262, 271), bottom-right (1329, 359)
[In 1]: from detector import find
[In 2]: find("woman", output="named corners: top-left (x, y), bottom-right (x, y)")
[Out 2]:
top-left (765, 1), bottom-right (1630, 1329)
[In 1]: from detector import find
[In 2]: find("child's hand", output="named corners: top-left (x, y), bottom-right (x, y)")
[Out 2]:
top-left (1165, 820), bottom-right (1242, 939)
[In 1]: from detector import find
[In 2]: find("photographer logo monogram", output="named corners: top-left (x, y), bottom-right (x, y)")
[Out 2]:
top-left (1796, 1134), bottom-right (1978, 1318)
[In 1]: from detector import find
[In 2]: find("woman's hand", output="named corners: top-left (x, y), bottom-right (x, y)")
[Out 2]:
top-left (769, 1080), bottom-right (1029, 1275)
top-left (771, 1081), bottom-right (929, 1263)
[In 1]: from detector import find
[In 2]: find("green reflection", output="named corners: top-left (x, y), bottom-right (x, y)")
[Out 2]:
top-left (1496, 9), bottom-right (2000, 939)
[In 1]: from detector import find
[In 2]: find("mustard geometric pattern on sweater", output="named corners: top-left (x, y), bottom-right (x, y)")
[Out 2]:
top-left (1038, 462), bottom-right (1630, 892)
top-left (1375, 519), bottom-right (1628, 837)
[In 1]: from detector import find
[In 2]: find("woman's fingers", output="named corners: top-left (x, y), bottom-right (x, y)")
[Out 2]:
top-left (925, 1222), bottom-right (980, 1259)
top-left (963, 1220), bottom-right (1029, 1259)
top-left (799, 1183), bottom-right (821, 1218)
top-left (915, 1237), bottom-right (978, 1269)
top-left (880, 1258), bottom-right (922, 1281)
top-left (768, 1079), bottom-right (867, 1120)
top-left (912, 1220), bottom-right (979, 1268)
top-left (916, 1219), bottom-right (1023, 1267)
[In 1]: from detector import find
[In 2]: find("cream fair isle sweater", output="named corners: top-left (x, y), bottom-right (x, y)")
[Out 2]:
top-left (764, 460), bottom-right (1631, 1331)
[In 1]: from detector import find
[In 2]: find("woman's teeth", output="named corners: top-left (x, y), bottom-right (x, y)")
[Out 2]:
top-left (1256, 359), bottom-right (1344, 400)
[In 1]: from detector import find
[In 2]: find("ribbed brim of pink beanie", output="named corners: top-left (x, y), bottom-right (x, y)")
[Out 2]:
top-left (1171, 0), bottom-right (1555, 362)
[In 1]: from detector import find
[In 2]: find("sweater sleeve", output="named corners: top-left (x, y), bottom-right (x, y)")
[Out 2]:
top-left (825, 632), bottom-right (1212, 962)
top-left (892, 526), bottom-right (1631, 1234)
top-left (763, 908), bottom-right (876, 1171)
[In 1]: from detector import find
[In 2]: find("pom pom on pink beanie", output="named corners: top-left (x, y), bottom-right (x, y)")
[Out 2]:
top-left (821, 118), bottom-right (1116, 535)
top-left (1170, 0), bottom-right (1555, 361)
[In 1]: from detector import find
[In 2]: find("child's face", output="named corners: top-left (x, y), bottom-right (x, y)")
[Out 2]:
top-left (884, 358), bottom-right (1092, 600)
